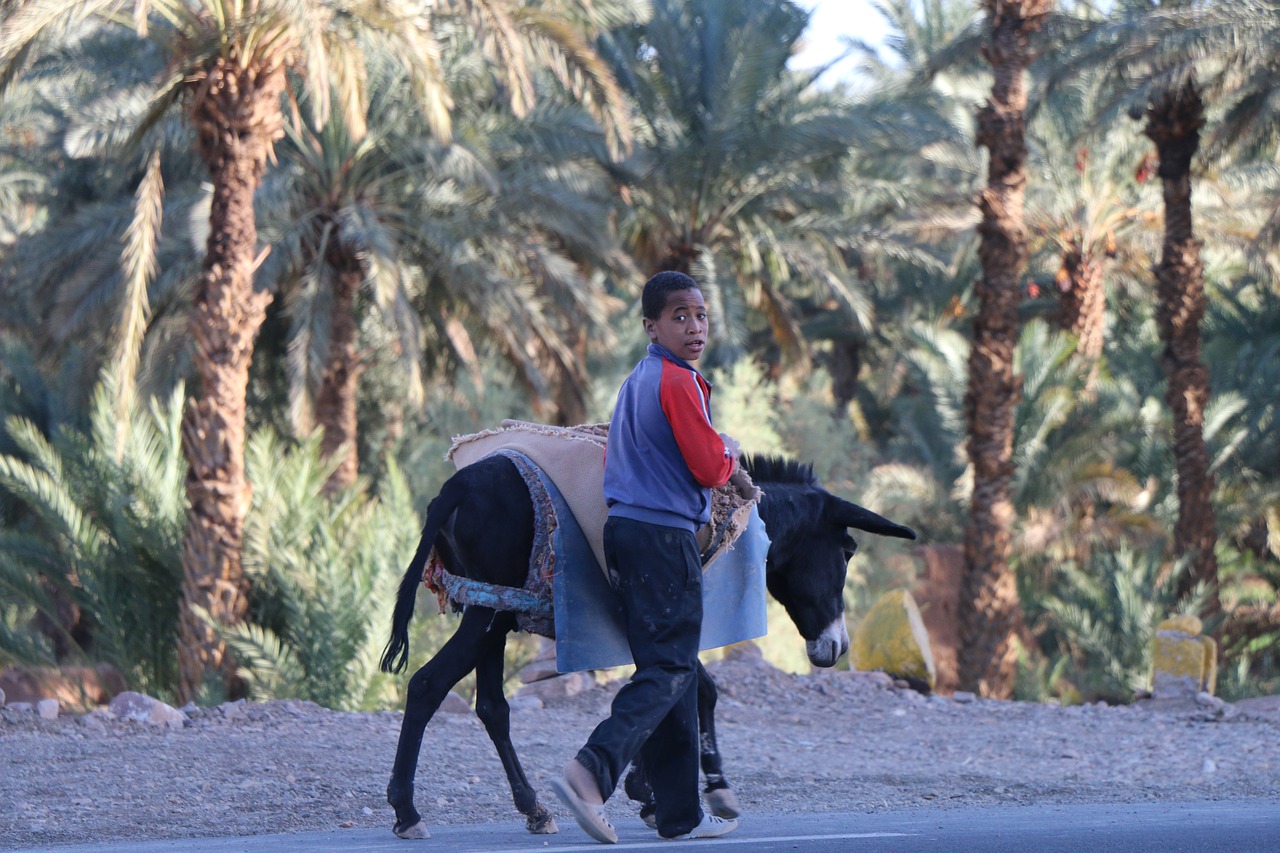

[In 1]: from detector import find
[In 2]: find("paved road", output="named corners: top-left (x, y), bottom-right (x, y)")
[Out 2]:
top-left (12, 799), bottom-right (1279, 853)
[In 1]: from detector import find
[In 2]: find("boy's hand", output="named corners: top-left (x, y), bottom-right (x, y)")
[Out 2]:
top-left (719, 432), bottom-right (741, 460)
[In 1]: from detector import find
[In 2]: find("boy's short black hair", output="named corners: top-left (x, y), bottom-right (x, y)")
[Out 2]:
top-left (642, 271), bottom-right (700, 320)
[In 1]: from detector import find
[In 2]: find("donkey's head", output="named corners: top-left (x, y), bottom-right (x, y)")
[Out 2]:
top-left (747, 457), bottom-right (917, 668)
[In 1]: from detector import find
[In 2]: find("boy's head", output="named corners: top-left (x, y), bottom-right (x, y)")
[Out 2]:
top-left (641, 271), bottom-right (708, 362)
top-left (642, 271), bottom-right (699, 321)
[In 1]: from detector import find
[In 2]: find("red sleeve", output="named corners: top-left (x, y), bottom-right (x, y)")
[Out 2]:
top-left (659, 362), bottom-right (735, 488)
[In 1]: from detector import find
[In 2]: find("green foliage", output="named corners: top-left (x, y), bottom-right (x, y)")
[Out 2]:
top-left (392, 365), bottom-right (544, 517)
top-left (1215, 542), bottom-right (1280, 701)
top-left (1218, 648), bottom-right (1280, 704)
top-left (708, 359), bottom-right (786, 458)
top-left (0, 374), bottom-right (184, 697)
top-left (608, 0), bottom-right (919, 366)
top-left (226, 432), bottom-right (422, 711)
top-left (0, 370), bottom-right (437, 711)
top-left (1025, 547), bottom-right (1201, 704)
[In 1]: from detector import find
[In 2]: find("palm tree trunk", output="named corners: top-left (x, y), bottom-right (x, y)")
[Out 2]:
top-left (316, 243), bottom-right (364, 494)
top-left (1055, 236), bottom-right (1106, 361)
top-left (1142, 79), bottom-right (1221, 620)
top-left (1055, 236), bottom-right (1105, 391)
top-left (177, 57), bottom-right (284, 704)
top-left (552, 328), bottom-right (589, 426)
top-left (958, 0), bottom-right (1051, 699)
top-left (830, 337), bottom-right (862, 411)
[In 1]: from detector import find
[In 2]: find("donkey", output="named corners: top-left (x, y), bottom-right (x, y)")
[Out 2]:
top-left (379, 453), bottom-right (916, 839)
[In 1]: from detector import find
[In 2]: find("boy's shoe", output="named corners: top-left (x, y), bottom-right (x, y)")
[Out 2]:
top-left (549, 776), bottom-right (618, 844)
top-left (665, 813), bottom-right (739, 840)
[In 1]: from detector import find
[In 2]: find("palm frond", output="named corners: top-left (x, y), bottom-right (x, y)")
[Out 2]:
top-left (111, 147), bottom-right (165, 448)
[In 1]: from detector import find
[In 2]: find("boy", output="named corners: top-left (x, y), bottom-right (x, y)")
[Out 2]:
top-left (550, 271), bottom-right (740, 843)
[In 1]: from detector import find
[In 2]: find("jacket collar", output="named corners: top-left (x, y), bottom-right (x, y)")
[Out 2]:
top-left (647, 343), bottom-right (712, 387)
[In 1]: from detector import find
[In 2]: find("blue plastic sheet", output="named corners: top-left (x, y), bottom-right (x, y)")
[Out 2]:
top-left (537, 463), bottom-right (771, 673)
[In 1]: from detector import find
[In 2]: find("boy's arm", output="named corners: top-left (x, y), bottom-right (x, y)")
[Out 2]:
top-left (659, 367), bottom-right (736, 488)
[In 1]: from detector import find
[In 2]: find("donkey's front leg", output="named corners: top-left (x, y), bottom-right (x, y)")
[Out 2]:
top-left (474, 626), bottom-right (558, 833)
top-left (387, 607), bottom-right (503, 839)
top-left (696, 661), bottom-right (741, 818)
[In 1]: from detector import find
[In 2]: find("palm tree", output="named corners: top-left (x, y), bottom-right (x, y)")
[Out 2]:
top-left (408, 95), bottom-right (633, 427)
top-left (1042, 0), bottom-right (1280, 632)
top-left (1139, 77), bottom-right (1220, 619)
top-left (1053, 0), bottom-right (1240, 621)
top-left (2, 0), bottom-right (458, 702)
top-left (0, 35), bottom-right (209, 422)
top-left (1023, 76), bottom-right (1156, 381)
top-left (259, 53), bottom-right (629, 491)
top-left (1203, 289), bottom-right (1280, 666)
top-left (1135, 0), bottom-right (1280, 633)
top-left (0, 374), bottom-right (187, 696)
top-left (957, 0), bottom-right (1053, 699)
top-left (824, 0), bottom-right (985, 411)
top-left (1164, 1), bottom-right (1280, 255)
top-left (606, 0), bottom-right (890, 370)
top-left (3, 0), bottom-right (641, 701)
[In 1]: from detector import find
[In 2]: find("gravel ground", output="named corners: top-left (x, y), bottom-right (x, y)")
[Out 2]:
top-left (3, 650), bottom-right (1279, 851)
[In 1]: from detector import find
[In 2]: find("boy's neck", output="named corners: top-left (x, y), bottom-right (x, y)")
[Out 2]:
top-left (648, 342), bottom-right (706, 376)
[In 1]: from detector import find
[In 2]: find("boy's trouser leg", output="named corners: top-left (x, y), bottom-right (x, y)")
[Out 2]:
top-left (576, 518), bottom-right (703, 836)
top-left (638, 660), bottom-right (701, 837)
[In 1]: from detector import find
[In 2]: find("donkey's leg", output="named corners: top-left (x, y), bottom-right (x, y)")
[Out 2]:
top-left (473, 627), bottom-right (558, 834)
top-left (623, 753), bottom-right (657, 828)
top-left (696, 661), bottom-right (741, 818)
top-left (387, 606), bottom-right (503, 839)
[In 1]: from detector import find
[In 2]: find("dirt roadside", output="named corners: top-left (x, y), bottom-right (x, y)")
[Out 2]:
top-left (2, 653), bottom-right (1278, 851)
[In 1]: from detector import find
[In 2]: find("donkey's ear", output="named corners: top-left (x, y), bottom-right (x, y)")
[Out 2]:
top-left (835, 498), bottom-right (917, 540)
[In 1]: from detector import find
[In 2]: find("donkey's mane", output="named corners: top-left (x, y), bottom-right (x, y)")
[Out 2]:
top-left (742, 454), bottom-right (817, 486)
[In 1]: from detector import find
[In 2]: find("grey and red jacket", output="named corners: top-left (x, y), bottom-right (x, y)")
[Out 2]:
top-left (603, 343), bottom-right (736, 532)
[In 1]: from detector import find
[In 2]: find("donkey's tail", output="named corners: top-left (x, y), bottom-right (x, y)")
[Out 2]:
top-left (380, 475), bottom-right (467, 675)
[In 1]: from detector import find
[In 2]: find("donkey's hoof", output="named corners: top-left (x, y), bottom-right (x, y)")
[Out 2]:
top-left (527, 804), bottom-right (559, 834)
top-left (393, 820), bottom-right (430, 839)
top-left (706, 787), bottom-right (741, 819)
top-left (528, 816), bottom-right (559, 835)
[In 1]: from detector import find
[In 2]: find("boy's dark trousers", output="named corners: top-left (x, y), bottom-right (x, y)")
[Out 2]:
top-left (575, 516), bottom-right (704, 838)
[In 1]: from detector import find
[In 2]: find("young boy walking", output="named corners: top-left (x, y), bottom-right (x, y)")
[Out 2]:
top-left (550, 271), bottom-right (740, 843)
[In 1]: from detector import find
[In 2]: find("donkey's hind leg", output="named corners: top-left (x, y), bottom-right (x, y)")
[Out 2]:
top-left (696, 661), bottom-right (741, 818)
top-left (625, 659), bottom-right (735, 828)
top-left (387, 606), bottom-right (508, 839)
top-left (474, 627), bottom-right (558, 834)
top-left (623, 755), bottom-right (657, 828)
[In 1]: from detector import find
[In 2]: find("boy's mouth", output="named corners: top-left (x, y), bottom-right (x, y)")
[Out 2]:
top-left (687, 339), bottom-right (705, 353)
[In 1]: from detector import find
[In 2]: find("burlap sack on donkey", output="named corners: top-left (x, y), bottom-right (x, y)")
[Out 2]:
top-left (448, 419), bottom-right (761, 575)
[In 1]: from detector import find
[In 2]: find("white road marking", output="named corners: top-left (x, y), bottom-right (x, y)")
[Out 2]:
top-left (461, 831), bottom-right (913, 852)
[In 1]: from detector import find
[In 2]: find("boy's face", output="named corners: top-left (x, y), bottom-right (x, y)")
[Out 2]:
top-left (644, 287), bottom-right (708, 362)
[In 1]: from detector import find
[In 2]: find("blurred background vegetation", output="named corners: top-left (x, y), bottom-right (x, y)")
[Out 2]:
top-left (1, 0), bottom-right (1277, 710)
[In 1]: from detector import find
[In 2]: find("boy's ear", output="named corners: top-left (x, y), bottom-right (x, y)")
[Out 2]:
top-left (642, 317), bottom-right (658, 340)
